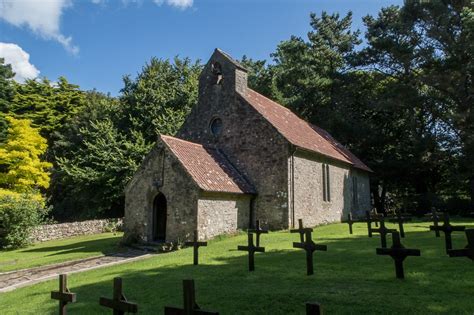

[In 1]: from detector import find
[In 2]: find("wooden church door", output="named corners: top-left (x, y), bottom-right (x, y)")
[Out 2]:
top-left (153, 193), bottom-right (167, 242)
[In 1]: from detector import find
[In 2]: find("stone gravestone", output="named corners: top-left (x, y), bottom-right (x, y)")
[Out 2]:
top-left (185, 230), bottom-right (207, 265)
top-left (291, 219), bottom-right (312, 243)
top-left (293, 230), bottom-right (327, 275)
top-left (448, 229), bottom-right (474, 262)
top-left (376, 231), bottom-right (421, 279)
top-left (388, 211), bottom-right (412, 238)
top-left (164, 279), bottom-right (219, 315)
top-left (429, 213), bottom-right (466, 253)
top-left (248, 220), bottom-right (268, 247)
top-left (237, 232), bottom-right (265, 271)
top-left (370, 218), bottom-right (396, 248)
top-left (51, 274), bottom-right (76, 315)
top-left (99, 277), bottom-right (138, 315)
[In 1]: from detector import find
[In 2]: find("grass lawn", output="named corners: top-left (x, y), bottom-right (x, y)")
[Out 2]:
top-left (0, 232), bottom-right (124, 272)
top-left (1, 221), bottom-right (473, 314)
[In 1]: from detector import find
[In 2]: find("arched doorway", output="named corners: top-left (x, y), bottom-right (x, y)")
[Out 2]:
top-left (152, 193), bottom-right (167, 242)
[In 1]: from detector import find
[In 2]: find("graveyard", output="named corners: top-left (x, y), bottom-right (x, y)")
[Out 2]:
top-left (0, 233), bottom-right (123, 273)
top-left (1, 219), bottom-right (473, 314)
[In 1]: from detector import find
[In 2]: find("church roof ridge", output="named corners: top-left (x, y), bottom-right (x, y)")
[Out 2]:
top-left (214, 48), bottom-right (248, 72)
top-left (240, 88), bottom-right (372, 172)
top-left (160, 134), bottom-right (256, 194)
top-left (161, 134), bottom-right (204, 147)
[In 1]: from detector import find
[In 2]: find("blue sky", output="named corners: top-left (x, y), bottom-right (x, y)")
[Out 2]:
top-left (0, 0), bottom-right (403, 95)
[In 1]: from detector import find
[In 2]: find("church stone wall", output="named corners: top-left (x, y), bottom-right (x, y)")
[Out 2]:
top-left (124, 144), bottom-right (199, 243)
top-left (178, 53), bottom-right (290, 230)
top-left (197, 193), bottom-right (251, 240)
top-left (290, 150), bottom-right (365, 227)
top-left (351, 169), bottom-right (371, 217)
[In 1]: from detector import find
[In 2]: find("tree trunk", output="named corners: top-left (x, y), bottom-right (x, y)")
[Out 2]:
top-left (371, 180), bottom-right (387, 215)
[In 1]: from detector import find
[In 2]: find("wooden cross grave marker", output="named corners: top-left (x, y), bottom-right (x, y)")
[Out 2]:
top-left (429, 213), bottom-right (466, 253)
top-left (51, 274), bottom-right (76, 315)
top-left (164, 279), bottom-right (219, 315)
top-left (370, 218), bottom-right (397, 248)
top-left (366, 211), bottom-right (374, 237)
top-left (237, 232), bottom-right (265, 271)
top-left (290, 219), bottom-right (313, 243)
top-left (248, 219), bottom-right (268, 247)
top-left (426, 209), bottom-right (442, 237)
top-left (185, 230), bottom-right (207, 265)
top-left (346, 213), bottom-right (358, 234)
top-left (448, 229), bottom-right (474, 262)
top-left (293, 230), bottom-right (328, 275)
top-left (388, 211), bottom-right (412, 238)
top-left (376, 231), bottom-right (421, 279)
top-left (99, 277), bottom-right (138, 315)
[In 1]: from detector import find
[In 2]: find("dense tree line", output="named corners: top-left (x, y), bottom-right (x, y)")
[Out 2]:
top-left (0, 0), bottom-right (472, 222)
top-left (243, 0), bottom-right (473, 214)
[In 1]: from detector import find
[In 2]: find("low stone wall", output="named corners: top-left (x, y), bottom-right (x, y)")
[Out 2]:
top-left (30, 218), bottom-right (123, 243)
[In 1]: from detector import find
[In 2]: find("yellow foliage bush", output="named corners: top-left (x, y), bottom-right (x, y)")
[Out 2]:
top-left (0, 117), bottom-right (52, 204)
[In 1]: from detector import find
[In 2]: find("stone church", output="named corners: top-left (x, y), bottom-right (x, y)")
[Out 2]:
top-left (124, 49), bottom-right (372, 243)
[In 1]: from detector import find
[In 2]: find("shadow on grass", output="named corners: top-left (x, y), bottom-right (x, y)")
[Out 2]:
top-left (10, 228), bottom-right (473, 315)
top-left (19, 237), bottom-right (124, 257)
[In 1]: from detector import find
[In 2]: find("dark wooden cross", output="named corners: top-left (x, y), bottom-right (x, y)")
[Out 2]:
top-left (426, 209), bottom-right (442, 237)
top-left (448, 229), bottom-right (474, 261)
top-left (185, 230), bottom-right (207, 265)
top-left (429, 212), bottom-right (466, 253)
top-left (293, 230), bottom-right (328, 275)
top-left (366, 211), bottom-right (374, 237)
top-left (346, 213), bottom-right (356, 234)
top-left (306, 302), bottom-right (322, 315)
top-left (388, 211), bottom-right (412, 238)
top-left (248, 220), bottom-right (268, 247)
top-left (237, 232), bottom-right (265, 271)
top-left (370, 218), bottom-right (397, 248)
top-left (290, 219), bottom-right (313, 243)
top-left (99, 277), bottom-right (138, 315)
top-left (51, 274), bottom-right (76, 315)
top-left (164, 279), bottom-right (219, 315)
top-left (376, 231), bottom-right (421, 279)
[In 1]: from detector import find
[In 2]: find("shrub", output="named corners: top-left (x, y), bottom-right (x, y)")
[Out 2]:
top-left (0, 194), bottom-right (48, 249)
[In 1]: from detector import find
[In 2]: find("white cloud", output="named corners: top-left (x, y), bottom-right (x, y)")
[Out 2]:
top-left (153, 0), bottom-right (193, 9)
top-left (0, 0), bottom-right (79, 55)
top-left (0, 43), bottom-right (40, 82)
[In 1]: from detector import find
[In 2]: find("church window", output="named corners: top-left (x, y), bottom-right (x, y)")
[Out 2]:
top-left (210, 117), bottom-right (223, 136)
top-left (322, 163), bottom-right (331, 202)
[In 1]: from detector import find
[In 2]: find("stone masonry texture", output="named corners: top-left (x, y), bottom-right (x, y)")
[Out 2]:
top-left (124, 48), bottom-right (372, 243)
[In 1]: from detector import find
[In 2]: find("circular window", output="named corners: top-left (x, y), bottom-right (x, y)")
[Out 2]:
top-left (210, 117), bottom-right (223, 136)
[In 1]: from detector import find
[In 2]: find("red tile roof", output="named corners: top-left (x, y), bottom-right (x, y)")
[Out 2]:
top-left (241, 89), bottom-right (372, 172)
top-left (161, 135), bottom-right (255, 194)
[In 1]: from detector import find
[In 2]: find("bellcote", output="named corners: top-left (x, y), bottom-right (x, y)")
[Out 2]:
top-left (198, 48), bottom-right (248, 98)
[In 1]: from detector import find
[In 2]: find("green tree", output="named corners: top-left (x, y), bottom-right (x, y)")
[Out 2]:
top-left (0, 117), bottom-right (52, 203)
top-left (0, 58), bottom-right (15, 143)
top-left (271, 11), bottom-right (361, 129)
top-left (239, 56), bottom-right (276, 98)
top-left (10, 77), bottom-right (86, 147)
top-left (359, 1), bottom-right (473, 212)
top-left (56, 118), bottom-right (150, 218)
top-left (119, 57), bottom-right (201, 141)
